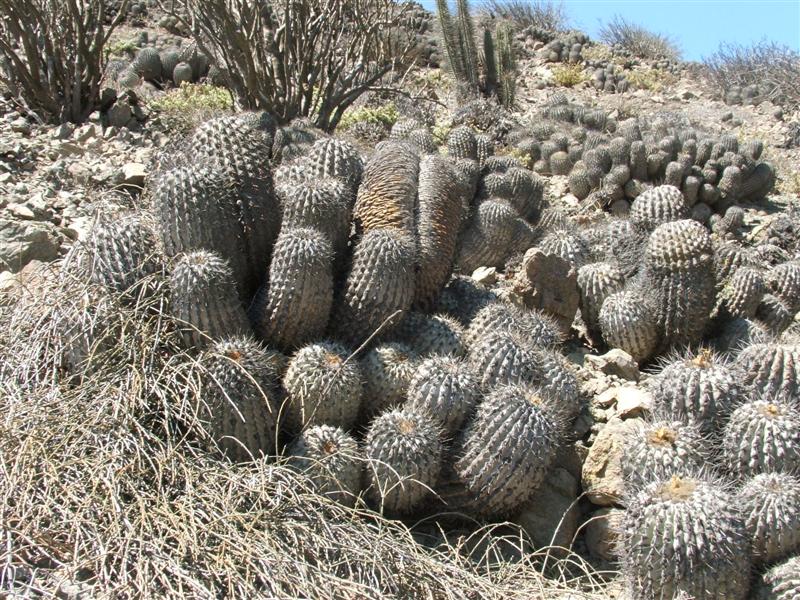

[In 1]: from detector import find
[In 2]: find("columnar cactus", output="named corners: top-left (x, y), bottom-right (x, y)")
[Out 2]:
top-left (465, 302), bottom-right (563, 351)
top-left (365, 407), bottom-right (443, 514)
top-left (407, 356), bottom-right (479, 434)
top-left (722, 398), bottom-right (800, 478)
top-left (454, 383), bottom-right (566, 517)
top-left (332, 228), bottom-right (416, 348)
top-left (352, 141), bottom-right (419, 237)
top-left (414, 155), bottom-right (465, 311)
top-left (629, 185), bottom-right (689, 232)
top-left (276, 176), bottom-right (352, 260)
top-left (393, 312), bottom-right (467, 358)
top-left (447, 126), bottom-right (478, 160)
top-left (86, 212), bottom-right (162, 294)
top-left (197, 336), bottom-right (279, 461)
top-left (739, 472), bottom-right (800, 565)
top-left (621, 419), bottom-right (707, 491)
top-left (620, 475), bottom-right (751, 600)
top-left (455, 199), bottom-right (518, 272)
top-left (361, 342), bottom-right (418, 418)
top-left (577, 262), bottom-right (626, 336)
top-left (734, 343), bottom-right (800, 404)
top-left (650, 348), bottom-right (743, 429)
top-left (288, 425), bottom-right (363, 507)
top-left (281, 341), bottom-right (363, 431)
top-left (169, 251), bottom-right (251, 348)
top-left (599, 290), bottom-right (659, 363)
top-left (642, 219), bottom-right (716, 350)
top-left (249, 228), bottom-right (333, 351)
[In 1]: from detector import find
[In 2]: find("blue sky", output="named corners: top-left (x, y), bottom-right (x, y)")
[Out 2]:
top-left (421, 1), bottom-right (800, 62)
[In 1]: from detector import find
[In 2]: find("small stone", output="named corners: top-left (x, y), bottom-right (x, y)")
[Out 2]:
top-left (721, 112), bottom-right (733, 122)
top-left (0, 218), bottom-right (61, 272)
top-left (582, 417), bottom-right (642, 506)
top-left (585, 349), bottom-right (640, 381)
top-left (57, 142), bottom-right (85, 157)
top-left (471, 266), bottom-right (497, 286)
top-left (678, 89), bottom-right (695, 100)
top-left (0, 172), bottom-right (12, 184)
top-left (106, 102), bottom-right (133, 128)
top-left (584, 507), bottom-right (624, 562)
top-left (121, 162), bottom-right (147, 187)
top-left (52, 123), bottom-right (75, 139)
top-left (6, 203), bottom-right (35, 220)
top-left (73, 124), bottom-right (97, 143)
top-left (731, 118), bottom-right (743, 127)
top-left (10, 117), bottom-right (30, 134)
top-left (615, 386), bottom-right (652, 418)
top-left (772, 107), bottom-right (784, 121)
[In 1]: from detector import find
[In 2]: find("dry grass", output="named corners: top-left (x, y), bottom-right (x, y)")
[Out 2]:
top-left (0, 257), bottom-right (618, 599)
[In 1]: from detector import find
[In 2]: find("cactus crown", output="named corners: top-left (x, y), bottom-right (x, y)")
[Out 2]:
top-left (657, 475), bottom-right (696, 502)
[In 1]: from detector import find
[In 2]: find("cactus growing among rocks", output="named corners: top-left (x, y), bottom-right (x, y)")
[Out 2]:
top-left (131, 47), bottom-right (162, 81)
top-left (620, 475), bottom-right (751, 600)
top-left (437, 275), bottom-right (499, 325)
top-left (249, 228), bottom-right (333, 351)
top-left (577, 262), bottom-right (626, 337)
top-left (365, 407), bottom-right (443, 514)
top-left (621, 419), bottom-right (707, 492)
top-left (629, 185), bottom-right (689, 232)
top-left (282, 341), bottom-right (363, 432)
top-left (723, 398), bottom-right (800, 478)
top-left (453, 383), bottom-right (567, 517)
top-left (407, 356), bottom-right (479, 434)
top-left (447, 126), bottom-right (477, 160)
top-left (306, 138), bottom-right (364, 193)
top-left (288, 425), bottom-right (363, 507)
top-left (169, 251), bottom-right (251, 349)
top-left (538, 229), bottom-right (592, 269)
top-left (197, 336), bottom-right (279, 461)
top-left (599, 289), bottom-right (659, 363)
top-left (465, 302), bottom-right (563, 351)
top-left (650, 348), bottom-right (743, 430)
top-left (768, 262), bottom-right (800, 313)
top-left (642, 219), bottom-right (716, 350)
top-left (739, 472), bottom-right (800, 565)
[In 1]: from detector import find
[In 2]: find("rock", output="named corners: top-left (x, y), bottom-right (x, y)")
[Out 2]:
top-left (57, 142), bottom-right (85, 157)
top-left (677, 89), bottom-right (695, 100)
top-left (121, 162), bottom-right (147, 188)
top-left (582, 417), bottom-right (642, 506)
top-left (52, 123), bottom-right (75, 140)
top-left (0, 173), bottom-right (11, 184)
top-left (514, 468), bottom-right (580, 556)
top-left (584, 349), bottom-right (639, 381)
top-left (106, 102), bottom-right (134, 128)
top-left (512, 248), bottom-right (579, 333)
top-left (0, 218), bottom-right (61, 272)
top-left (584, 507), bottom-right (624, 562)
top-left (6, 203), bottom-right (36, 220)
top-left (471, 266), bottom-right (497, 286)
top-left (73, 124), bottom-right (97, 143)
top-left (615, 386), bottom-right (652, 418)
top-left (772, 107), bottom-right (784, 121)
top-left (721, 112), bottom-right (733, 122)
top-left (10, 117), bottom-right (30, 134)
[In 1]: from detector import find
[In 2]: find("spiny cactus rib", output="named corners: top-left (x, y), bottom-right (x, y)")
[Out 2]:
top-left (249, 228), bottom-right (333, 351)
top-left (599, 290), bottom-right (659, 363)
top-left (739, 472), bottom-right (800, 565)
top-left (169, 251), bottom-right (251, 349)
top-left (407, 356), bottom-right (479, 434)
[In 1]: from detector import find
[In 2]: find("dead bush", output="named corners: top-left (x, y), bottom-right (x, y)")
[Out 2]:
top-left (598, 15), bottom-right (680, 62)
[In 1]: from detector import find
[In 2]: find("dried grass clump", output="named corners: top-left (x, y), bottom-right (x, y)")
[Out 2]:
top-left (598, 15), bottom-right (680, 62)
top-left (482, 0), bottom-right (569, 33)
top-left (0, 260), bottom-right (616, 599)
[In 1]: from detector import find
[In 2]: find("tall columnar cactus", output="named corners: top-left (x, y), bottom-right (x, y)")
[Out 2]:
top-left (455, 199), bottom-right (518, 272)
top-left (722, 398), bottom-right (800, 478)
top-left (86, 212), bottom-right (162, 295)
top-left (650, 348), bottom-right (743, 430)
top-left (288, 425), bottom-right (363, 507)
top-left (620, 475), bottom-right (751, 600)
top-left (629, 185), bottom-right (689, 232)
top-left (599, 289), bottom-right (659, 363)
top-left (465, 302), bottom-right (563, 351)
top-left (577, 262), bottom-right (626, 337)
top-left (482, 27), bottom-right (497, 95)
top-left (365, 407), bottom-right (443, 514)
top-left (739, 472), bottom-right (800, 565)
top-left (393, 312), bottom-right (467, 358)
top-left (734, 343), bottom-right (800, 404)
top-left (361, 342), bottom-right (419, 418)
top-left (620, 420), bottom-right (707, 491)
top-left (495, 21), bottom-right (517, 108)
top-left (249, 228), bottom-right (333, 351)
top-left (352, 141), bottom-right (419, 238)
top-left (275, 176), bottom-right (352, 260)
top-left (642, 219), bottom-right (716, 350)
top-left (407, 356), bottom-right (479, 434)
top-left (331, 228), bottom-right (417, 348)
top-left (169, 251), bottom-right (251, 349)
top-left (197, 336), bottom-right (279, 462)
top-left (414, 155), bottom-right (466, 311)
top-left (281, 341), bottom-right (363, 432)
top-left (454, 383), bottom-right (567, 517)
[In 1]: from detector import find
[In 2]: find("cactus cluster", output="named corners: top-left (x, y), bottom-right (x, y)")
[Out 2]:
top-left (115, 43), bottom-right (218, 89)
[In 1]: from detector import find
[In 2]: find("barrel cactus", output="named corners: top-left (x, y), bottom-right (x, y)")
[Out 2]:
top-left (599, 289), bottom-right (659, 363)
top-left (407, 355), bottom-right (479, 434)
top-left (739, 472), bottom-right (800, 565)
top-left (361, 342), bottom-right (418, 418)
